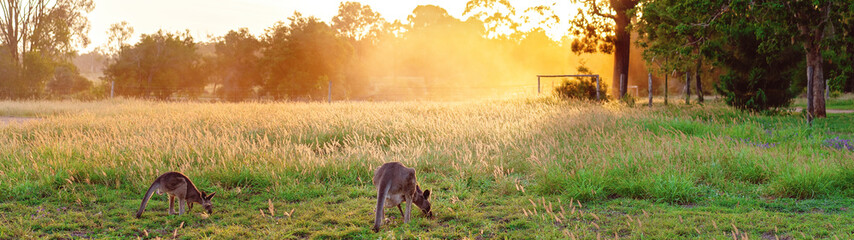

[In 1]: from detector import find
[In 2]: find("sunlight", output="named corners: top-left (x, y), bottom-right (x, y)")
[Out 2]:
top-left (84, 0), bottom-right (581, 52)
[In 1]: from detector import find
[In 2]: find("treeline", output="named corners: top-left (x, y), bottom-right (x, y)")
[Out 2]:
top-left (634, 0), bottom-right (854, 113)
top-left (100, 3), bottom-right (608, 101)
top-left (3, 1), bottom-right (608, 101)
top-left (0, 0), bottom-right (96, 99)
top-left (6, 0), bottom-right (852, 112)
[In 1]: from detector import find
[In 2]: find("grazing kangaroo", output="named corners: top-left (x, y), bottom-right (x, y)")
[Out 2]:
top-left (372, 162), bottom-right (432, 232)
top-left (135, 172), bottom-right (216, 218)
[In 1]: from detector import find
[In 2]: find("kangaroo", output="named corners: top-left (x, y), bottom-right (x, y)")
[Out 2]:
top-left (135, 172), bottom-right (216, 218)
top-left (372, 162), bottom-right (432, 232)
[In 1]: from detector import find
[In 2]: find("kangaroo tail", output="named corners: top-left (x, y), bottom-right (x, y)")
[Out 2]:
top-left (135, 181), bottom-right (160, 218)
top-left (372, 181), bottom-right (390, 232)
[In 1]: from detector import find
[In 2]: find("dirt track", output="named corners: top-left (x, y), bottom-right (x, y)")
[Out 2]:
top-left (792, 108), bottom-right (854, 114)
top-left (0, 117), bottom-right (39, 125)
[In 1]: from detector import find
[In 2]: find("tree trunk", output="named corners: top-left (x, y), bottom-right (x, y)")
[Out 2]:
top-left (612, 9), bottom-right (631, 98)
top-left (695, 56), bottom-right (704, 103)
top-left (685, 71), bottom-right (690, 104)
top-left (806, 47), bottom-right (826, 118)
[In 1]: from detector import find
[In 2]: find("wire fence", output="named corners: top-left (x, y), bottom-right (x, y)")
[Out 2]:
top-left (2, 76), bottom-right (588, 101)
top-left (90, 81), bottom-right (547, 102)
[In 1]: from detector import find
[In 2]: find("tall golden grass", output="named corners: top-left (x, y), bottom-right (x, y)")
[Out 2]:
top-left (0, 97), bottom-right (851, 201)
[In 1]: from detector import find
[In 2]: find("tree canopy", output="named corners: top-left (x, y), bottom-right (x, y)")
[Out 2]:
top-left (0, 0), bottom-right (94, 98)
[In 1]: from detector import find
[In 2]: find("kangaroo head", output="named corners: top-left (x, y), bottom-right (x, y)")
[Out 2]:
top-left (201, 192), bottom-right (216, 214)
top-left (413, 185), bottom-right (432, 218)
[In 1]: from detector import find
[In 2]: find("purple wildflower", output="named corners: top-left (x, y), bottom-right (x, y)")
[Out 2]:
top-left (823, 137), bottom-right (854, 151)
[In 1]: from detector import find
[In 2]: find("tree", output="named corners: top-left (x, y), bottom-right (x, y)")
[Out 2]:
top-left (635, 0), bottom-right (728, 104)
top-left (569, 0), bottom-right (639, 98)
top-left (261, 13), bottom-right (352, 100)
top-left (46, 62), bottom-right (91, 96)
top-left (708, 19), bottom-right (800, 111)
top-left (764, 1), bottom-right (851, 118)
top-left (826, 5), bottom-right (854, 93)
top-left (98, 21), bottom-right (134, 61)
top-left (463, 0), bottom-right (521, 39)
top-left (466, 0), bottom-right (640, 97)
top-left (0, 0), bottom-right (94, 98)
top-left (332, 2), bottom-right (385, 42)
top-left (103, 30), bottom-right (205, 99)
top-left (332, 2), bottom-right (387, 98)
top-left (214, 28), bottom-right (260, 101)
top-left (700, 0), bottom-right (802, 111)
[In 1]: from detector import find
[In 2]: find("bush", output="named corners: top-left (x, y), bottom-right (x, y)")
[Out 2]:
top-left (554, 77), bottom-right (609, 101)
top-left (710, 19), bottom-right (798, 111)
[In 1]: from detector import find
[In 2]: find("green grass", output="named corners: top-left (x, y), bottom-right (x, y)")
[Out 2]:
top-left (793, 93), bottom-right (854, 110)
top-left (1, 97), bottom-right (853, 239)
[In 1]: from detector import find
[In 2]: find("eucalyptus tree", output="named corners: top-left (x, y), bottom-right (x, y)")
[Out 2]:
top-left (103, 30), bottom-right (205, 99)
top-left (635, 0), bottom-right (729, 104)
top-left (0, 0), bottom-right (93, 98)
top-left (569, 0), bottom-right (640, 98)
top-left (763, 0), bottom-right (852, 118)
top-left (214, 28), bottom-right (261, 101)
top-left (261, 13), bottom-right (352, 100)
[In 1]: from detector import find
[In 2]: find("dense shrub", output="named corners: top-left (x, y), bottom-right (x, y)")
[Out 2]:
top-left (553, 77), bottom-right (609, 101)
top-left (710, 18), bottom-right (799, 111)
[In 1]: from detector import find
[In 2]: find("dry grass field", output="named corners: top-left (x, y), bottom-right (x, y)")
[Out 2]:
top-left (1, 97), bottom-right (853, 239)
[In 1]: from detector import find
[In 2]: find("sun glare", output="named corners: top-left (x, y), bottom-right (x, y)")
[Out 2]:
top-left (84, 0), bottom-right (581, 52)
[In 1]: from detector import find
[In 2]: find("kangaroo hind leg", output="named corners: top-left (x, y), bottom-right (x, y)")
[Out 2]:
top-left (179, 199), bottom-right (186, 215)
top-left (404, 194), bottom-right (413, 223)
top-left (169, 195), bottom-right (176, 215)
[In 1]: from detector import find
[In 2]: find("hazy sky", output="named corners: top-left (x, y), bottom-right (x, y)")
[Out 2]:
top-left (84, 0), bottom-right (575, 52)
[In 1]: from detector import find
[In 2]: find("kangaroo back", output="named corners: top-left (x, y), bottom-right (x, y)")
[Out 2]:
top-left (135, 181), bottom-right (160, 218)
top-left (372, 177), bottom-right (391, 232)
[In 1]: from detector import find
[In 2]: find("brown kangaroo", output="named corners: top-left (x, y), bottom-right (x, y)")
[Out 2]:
top-left (135, 172), bottom-right (216, 218)
top-left (372, 162), bottom-right (432, 232)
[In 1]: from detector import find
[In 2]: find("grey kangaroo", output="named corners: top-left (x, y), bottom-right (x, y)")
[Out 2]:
top-left (135, 172), bottom-right (216, 218)
top-left (372, 162), bottom-right (432, 232)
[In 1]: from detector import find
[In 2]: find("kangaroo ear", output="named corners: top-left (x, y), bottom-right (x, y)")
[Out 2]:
top-left (207, 192), bottom-right (216, 199)
top-left (423, 189), bottom-right (431, 199)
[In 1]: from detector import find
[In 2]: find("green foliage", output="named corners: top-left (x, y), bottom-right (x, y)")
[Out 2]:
top-left (620, 94), bottom-right (637, 107)
top-left (709, 18), bottom-right (799, 111)
top-left (46, 64), bottom-right (93, 97)
top-left (213, 28), bottom-right (262, 101)
top-left (261, 13), bottom-right (353, 100)
top-left (103, 31), bottom-right (206, 99)
top-left (554, 78), bottom-right (608, 101)
top-left (332, 2), bottom-right (385, 41)
top-left (568, 0), bottom-right (639, 55)
top-left (553, 64), bottom-right (609, 101)
top-left (634, 0), bottom-right (719, 87)
top-left (0, 0), bottom-right (94, 99)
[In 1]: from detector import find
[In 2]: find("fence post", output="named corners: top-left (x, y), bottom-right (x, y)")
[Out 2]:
top-left (537, 76), bottom-right (541, 94)
top-left (648, 73), bottom-right (653, 107)
top-left (328, 80), bottom-right (332, 103)
top-left (110, 81), bottom-right (115, 98)
top-left (596, 75), bottom-right (601, 101)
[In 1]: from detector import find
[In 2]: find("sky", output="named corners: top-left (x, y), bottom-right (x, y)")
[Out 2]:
top-left (82, 0), bottom-right (577, 52)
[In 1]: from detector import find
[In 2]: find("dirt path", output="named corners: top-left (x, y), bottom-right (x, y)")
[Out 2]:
top-left (792, 108), bottom-right (854, 114)
top-left (0, 117), bottom-right (39, 125)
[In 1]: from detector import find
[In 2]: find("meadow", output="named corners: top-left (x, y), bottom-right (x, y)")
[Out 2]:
top-left (0, 97), bottom-right (853, 239)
